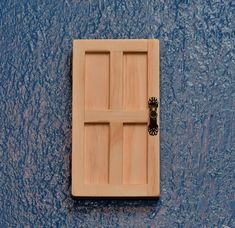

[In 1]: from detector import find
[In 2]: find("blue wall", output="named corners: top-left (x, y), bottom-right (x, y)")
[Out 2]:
top-left (0, 0), bottom-right (234, 227)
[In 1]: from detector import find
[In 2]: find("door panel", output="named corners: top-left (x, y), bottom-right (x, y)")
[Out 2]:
top-left (85, 53), bottom-right (110, 109)
top-left (84, 123), bottom-right (109, 184)
top-left (72, 39), bottom-right (160, 197)
top-left (123, 52), bottom-right (147, 110)
top-left (123, 123), bottom-right (148, 184)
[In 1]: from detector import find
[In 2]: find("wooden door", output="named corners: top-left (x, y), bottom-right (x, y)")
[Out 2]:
top-left (72, 39), bottom-right (160, 197)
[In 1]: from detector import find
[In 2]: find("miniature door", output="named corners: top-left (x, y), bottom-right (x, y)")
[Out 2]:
top-left (72, 39), bottom-right (160, 197)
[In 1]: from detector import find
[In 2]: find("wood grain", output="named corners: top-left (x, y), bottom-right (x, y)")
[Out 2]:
top-left (109, 122), bottom-right (123, 184)
top-left (123, 123), bottom-right (148, 184)
top-left (72, 41), bottom-right (85, 195)
top-left (84, 110), bottom-right (148, 123)
top-left (84, 124), bottom-right (109, 184)
top-left (109, 51), bottom-right (123, 184)
top-left (72, 39), bottom-right (160, 197)
top-left (85, 53), bottom-right (110, 110)
top-left (147, 39), bottom-right (160, 196)
top-left (123, 52), bottom-right (147, 110)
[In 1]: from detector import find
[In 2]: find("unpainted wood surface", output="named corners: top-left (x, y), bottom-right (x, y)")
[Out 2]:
top-left (72, 39), bottom-right (160, 197)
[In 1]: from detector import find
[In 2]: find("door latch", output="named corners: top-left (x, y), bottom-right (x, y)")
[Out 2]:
top-left (148, 97), bottom-right (158, 136)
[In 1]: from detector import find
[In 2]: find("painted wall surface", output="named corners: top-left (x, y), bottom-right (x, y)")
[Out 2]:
top-left (0, 0), bottom-right (234, 227)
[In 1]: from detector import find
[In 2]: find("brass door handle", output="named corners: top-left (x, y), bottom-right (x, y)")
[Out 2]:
top-left (148, 97), bottom-right (158, 136)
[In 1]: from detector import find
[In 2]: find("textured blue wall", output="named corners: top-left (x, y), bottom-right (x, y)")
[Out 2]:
top-left (0, 0), bottom-right (234, 227)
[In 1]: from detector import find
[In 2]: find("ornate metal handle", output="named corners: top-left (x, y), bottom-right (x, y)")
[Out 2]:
top-left (148, 97), bottom-right (158, 136)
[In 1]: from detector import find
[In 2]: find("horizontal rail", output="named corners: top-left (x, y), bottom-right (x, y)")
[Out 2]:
top-left (84, 110), bottom-right (148, 123)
